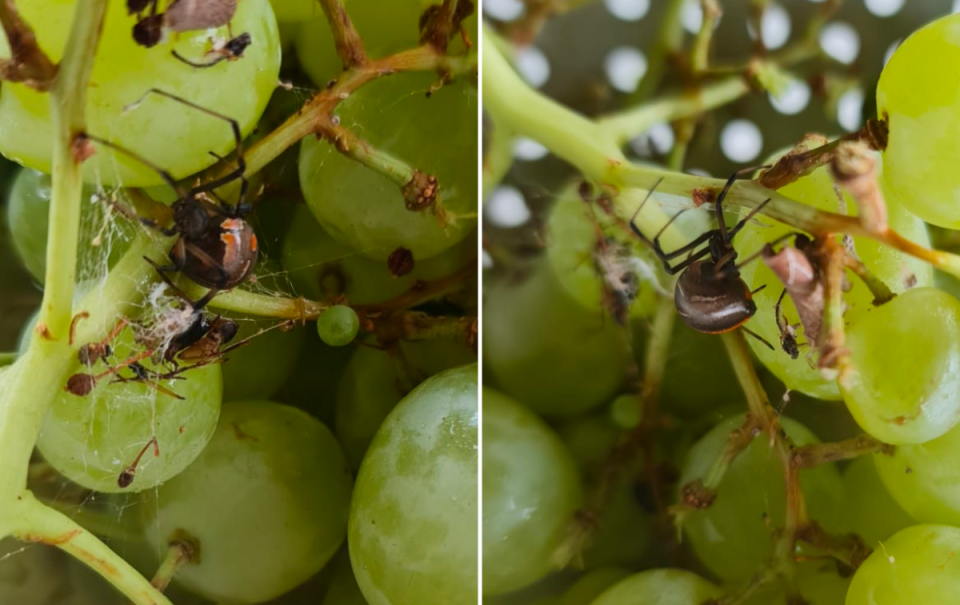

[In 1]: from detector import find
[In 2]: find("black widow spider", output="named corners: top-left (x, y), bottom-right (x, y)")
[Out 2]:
top-left (79, 89), bottom-right (258, 311)
top-left (628, 168), bottom-right (774, 345)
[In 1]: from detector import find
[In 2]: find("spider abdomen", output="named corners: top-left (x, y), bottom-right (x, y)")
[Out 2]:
top-left (675, 261), bottom-right (757, 334)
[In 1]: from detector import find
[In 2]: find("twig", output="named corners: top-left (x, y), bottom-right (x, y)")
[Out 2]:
top-left (817, 236), bottom-right (851, 379)
top-left (791, 434), bottom-right (894, 468)
top-left (151, 531), bottom-right (200, 592)
top-left (628, 0), bottom-right (685, 102)
top-left (690, 0), bottom-right (721, 75)
top-left (318, 0), bottom-right (367, 69)
top-left (0, 0), bottom-right (58, 90)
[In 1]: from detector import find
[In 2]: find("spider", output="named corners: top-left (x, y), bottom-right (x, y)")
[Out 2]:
top-left (80, 88), bottom-right (258, 311)
top-left (628, 168), bottom-right (774, 347)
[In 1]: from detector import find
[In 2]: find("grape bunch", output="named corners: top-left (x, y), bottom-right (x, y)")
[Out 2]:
top-left (0, 0), bottom-right (477, 603)
top-left (484, 4), bottom-right (960, 605)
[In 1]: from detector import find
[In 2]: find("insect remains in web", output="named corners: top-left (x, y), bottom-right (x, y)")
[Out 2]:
top-left (172, 32), bottom-right (252, 68)
top-left (81, 89), bottom-right (259, 312)
top-left (117, 436), bottom-right (159, 489)
top-left (775, 289), bottom-right (804, 360)
top-left (627, 168), bottom-right (776, 349)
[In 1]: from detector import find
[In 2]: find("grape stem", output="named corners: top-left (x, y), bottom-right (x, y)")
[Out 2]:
top-left (791, 434), bottom-right (894, 468)
top-left (690, 0), bottom-right (721, 75)
top-left (483, 38), bottom-right (960, 281)
top-left (12, 492), bottom-right (173, 605)
top-left (0, 0), bottom-right (58, 90)
top-left (627, 0), bottom-right (686, 103)
top-left (318, 0), bottom-right (368, 69)
top-left (151, 532), bottom-right (200, 592)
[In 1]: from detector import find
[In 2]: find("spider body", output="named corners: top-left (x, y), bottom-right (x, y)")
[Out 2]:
top-left (630, 168), bottom-right (773, 343)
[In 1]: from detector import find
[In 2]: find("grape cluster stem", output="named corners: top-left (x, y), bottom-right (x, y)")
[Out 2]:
top-left (0, 0), bottom-right (58, 90)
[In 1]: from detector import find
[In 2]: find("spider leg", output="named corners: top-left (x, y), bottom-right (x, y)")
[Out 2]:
top-left (80, 134), bottom-right (188, 201)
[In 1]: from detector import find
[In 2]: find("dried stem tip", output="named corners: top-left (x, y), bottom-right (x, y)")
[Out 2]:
top-left (830, 141), bottom-right (887, 233)
top-left (762, 244), bottom-right (823, 347)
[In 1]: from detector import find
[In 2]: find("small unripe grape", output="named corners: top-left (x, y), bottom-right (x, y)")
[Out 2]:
top-left (317, 305), bottom-right (360, 346)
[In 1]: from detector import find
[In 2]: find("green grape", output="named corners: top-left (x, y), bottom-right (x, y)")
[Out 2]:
top-left (350, 364), bottom-right (478, 605)
top-left (846, 524), bottom-right (960, 604)
top-left (297, 1), bottom-right (476, 84)
top-left (220, 314), bottom-right (306, 402)
top-left (0, 0), bottom-right (281, 187)
top-left (556, 568), bottom-right (630, 605)
top-left (272, 330), bottom-right (350, 426)
top-left (556, 412), bottom-right (651, 569)
top-left (299, 71), bottom-right (477, 261)
top-left (740, 562), bottom-right (850, 605)
top-left (335, 340), bottom-right (476, 469)
top-left (280, 205), bottom-right (476, 304)
top-left (735, 156), bottom-right (932, 400)
top-left (146, 401), bottom-right (353, 604)
top-left (877, 14), bottom-right (960, 228)
top-left (839, 456), bottom-right (914, 546)
top-left (484, 263), bottom-right (628, 417)
top-left (323, 555), bottom-right (369, 605)
top-left (589, 569), bottom-right (723, 605)
top-left (36, 328), bottom-right (222, 493)
top-left (483, 387), bottom-right (583, 595)
top-left (874, 416), bottom-right (960, 526)
top-left (610, 393), bottom-right (642, 429)
top-left (546, 185), bottom-right (711, 321)
top-left (679, 414), bottom-right (843, 582)
top-left (317, 305), bottom-right (360, 346)
top-left (271, 0), bottom-right (324, 22)
top-left (840, 287), bottom-right (960, 444)
top-left (6, 168), bottom-right (134, 283)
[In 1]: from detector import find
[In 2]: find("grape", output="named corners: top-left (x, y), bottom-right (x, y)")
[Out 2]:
top-left (36, 328), bottom-right (222, 493)
top-left (271, 0), bottom-right (323, 23)
top-left (735, 156), bottom-right (932, 400)
top-left (0, 539), bottom-right (69, 604)
top-left (874, 415), bottom-right (960, 526)
top-left (877, 13), bottom-right (960, 228)
top-left (546, 185), bottom-right (711, 321)
top-left (280, 205), bottom-right (476, 304)
top-left (322, 556), bottom-right (368, 605)
top-left (317, 305), bottom-right (360, 346)
top-left (679, 414), bottom-right (843, 582)
top-left (299, 71), bottom-right (477, 262)
top-left (483, 387), bottom-right (583, 595)
top-left (840, 287), bottom-right (960, 444)
top-left (839, 456), bottom-right (914, 546)
top-left (6, 168), bottom-right (134, 283)
top-left (484, 263), bottom-right (629, 417)
top-left (335, 340), bottom-right (476, 469)
top-left (220, 314), bottom-right (306, 402)
top-left (0, 0), bottom-right (281, 187)
top-left (846, 524), bottom-right (960, 604)
top-left (555, 568), bottom-right (630, 605)
top-left (350, 364), bottom-right (478, 605)
top-left (556, 412), bottom-right (651, 569)
top-left (740, 562), bottom-right (850, 605)
top-left (146, 401), bottom-right (353, 604)
top-left (589, 569), bottom-right (723, 605)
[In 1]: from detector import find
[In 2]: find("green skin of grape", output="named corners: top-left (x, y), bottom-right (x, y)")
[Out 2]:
top-left (335, 340), bottom-right (476, 469)
top-left (220, 314), bottom-right (306, 402)
top-left (6, 168), bottom-right (133, 282)
top-left (878, 13), bottom-right (960, 228)
top-left (349, 364), bottom-right (478, 605)
top-left (736, 562), bottom-right (850, 605)
top-left (589, 569), bottom-right (723, 605)
top-left (556, 568), bottom-right (631, 605)
top-left (299, 71), bottom-right (477, 262)
top-left (735, 157), bottom-right (932, 400)
top-left (0, 0), bottom-right (281, 187)
top-left (874, 407), bottom-right (960, 527)
top-left (484, 262), bottom-right (628, 417)
top-left (147, 401), bottom-right (353, 605)
top-left (846, 524), bottom-right (960, 604)
top-left (679, 413), bottom-right (843, 582)
top-left (36, 329), bottom-right (222, 494)
top-left (556, 412), bottom-right (651, 569)
top-left (483, 387), bottom-right (583, 596)
top-left (839, 456), bottom-right (914, 547)
top-left (270, 0), bottom-right (325, 22)
top-left (280, 204), bottom-right (477, 304)
top-left (841, 287), bottom-right (960, 444)
top-left (318, 305), bottom-right (360, 346)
